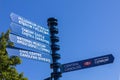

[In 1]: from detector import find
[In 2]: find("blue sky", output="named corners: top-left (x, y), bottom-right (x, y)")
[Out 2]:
top-left (0, 0), bottom-right (120, 80)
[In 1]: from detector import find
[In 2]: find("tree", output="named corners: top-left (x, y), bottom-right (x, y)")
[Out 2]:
top-left (0, 30), bottom-right (28, 80)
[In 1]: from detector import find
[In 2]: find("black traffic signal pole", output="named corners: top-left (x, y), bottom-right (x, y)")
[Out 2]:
top-left (47, 18), bottom-right (62, 80)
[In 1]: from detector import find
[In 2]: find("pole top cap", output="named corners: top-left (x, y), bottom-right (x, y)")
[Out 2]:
top-left (47, 17), bottom-right (58, 22)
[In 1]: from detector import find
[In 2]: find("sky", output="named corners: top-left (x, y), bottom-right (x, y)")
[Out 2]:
top-left (0, 0), bottom-right (120, 80)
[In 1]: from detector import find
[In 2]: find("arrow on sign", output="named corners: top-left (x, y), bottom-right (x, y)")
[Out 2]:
top-left (61, 54), bottom-right (114, 73)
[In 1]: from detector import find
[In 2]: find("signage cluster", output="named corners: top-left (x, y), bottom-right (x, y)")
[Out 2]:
top-left (6, 13), bottom-right (52, 63)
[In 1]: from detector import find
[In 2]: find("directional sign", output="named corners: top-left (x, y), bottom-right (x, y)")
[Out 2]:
top-left (61, 54), bottom-right (114, 73)
top-left (10, 22), bottom-right (50, 45)
top-left (9, 33), bottom-right (51, 54)
top-left (9, 13), bottom-right (52, 63)
top-left (10, 13), bottom-right (49, 36)
top-left (6, 47), bottom-right (52, 63)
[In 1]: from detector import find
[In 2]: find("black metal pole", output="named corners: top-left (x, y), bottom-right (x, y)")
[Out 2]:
top-left (47, 18), bottom-right (62, 80)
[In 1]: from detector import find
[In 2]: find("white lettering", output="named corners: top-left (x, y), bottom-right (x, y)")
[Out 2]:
top-left (22, 27), bottom-right (34, 39)
top-left (94, 57), bottom-right (109, 64)
top-left (16, 36), bottom-right (50, 53)
top-left (19, 50), bottom-right (51, 63)
top-left (18, 16), bottom-right (49, 35)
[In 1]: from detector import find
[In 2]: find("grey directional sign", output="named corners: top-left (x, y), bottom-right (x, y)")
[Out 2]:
top-left (61, 54), bottom-right (114, 73)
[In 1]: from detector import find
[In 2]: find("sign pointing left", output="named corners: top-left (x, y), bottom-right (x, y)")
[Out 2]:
top-left (10, 22), bottom-right (50, 45)
top-left (6, 47), bottom-right (52, 63)
top-left (9, 33), bottom-right (51, 54)
top-left (8, 13), bottom-right (52, 64)
top-left (10, 13), bottom-right (49, 36)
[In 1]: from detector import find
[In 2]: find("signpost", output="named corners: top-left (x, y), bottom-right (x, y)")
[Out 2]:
top-left (61, 54), bottom-right (114, 73)
top-left (6, 13), bottom-right (115, 80)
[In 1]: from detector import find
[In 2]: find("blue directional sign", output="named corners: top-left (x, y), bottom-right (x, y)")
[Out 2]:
top-left (10, 13), bottom-right (50, 36)
top-left (9, 13), bottom-right (52, 63)
top-left (10, 22), bottom-right (50, 45)
top-left (6, 47), bottom-right (52, 63)
top-left (61, 54), bottom-right (114, 73)
top-left (9, 33), bottom-right (51, 54)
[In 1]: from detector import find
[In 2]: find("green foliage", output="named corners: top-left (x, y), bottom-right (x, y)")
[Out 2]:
top-left (0, 30), bottom-right (28, 80)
